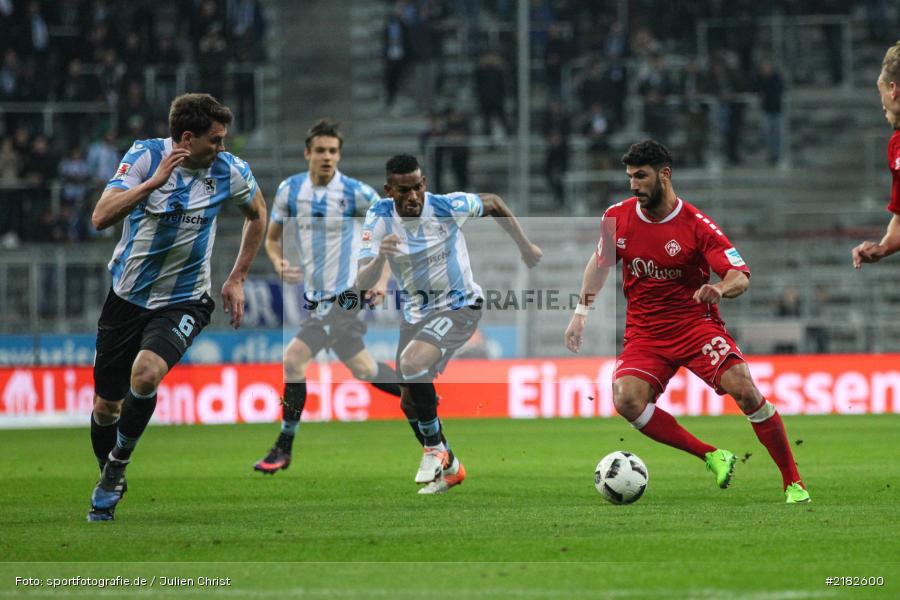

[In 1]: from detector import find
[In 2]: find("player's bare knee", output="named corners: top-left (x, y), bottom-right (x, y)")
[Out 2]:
top-left (398, 356), bottom-right (429, 380)
top-left (724, 374), bottom-right (762, 411)
top-left (92, 397), bottom-right (121, 423)
top-left (735, 384), bottom-right (763, 412)
top-left (351, 365), bottom-right (377, 381)
top-left (283, 344), bottom-right (311, 380)
top-left (283, 355), bottom-right (310, 380)
top-left (612, 395), bottom-right (645, 420)
top-left (283, 360), bottom-right (309, 382)
top-left (612, 381), bottom-right (649, 420)
top-left (131, 361), bottom-right (163, 395)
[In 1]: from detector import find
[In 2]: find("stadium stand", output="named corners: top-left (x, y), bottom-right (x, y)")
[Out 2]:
top-left (2, 0), bottom-right (900, 355)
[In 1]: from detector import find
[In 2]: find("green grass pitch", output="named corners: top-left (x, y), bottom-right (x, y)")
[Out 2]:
top-left (1, 415), bottom-right (898, 599)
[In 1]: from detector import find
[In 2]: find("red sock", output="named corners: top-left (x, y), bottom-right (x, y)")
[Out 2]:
top-left (750, 410), bottom-right (802, 489)
top-left (633, 405), bottom-right (716, 460)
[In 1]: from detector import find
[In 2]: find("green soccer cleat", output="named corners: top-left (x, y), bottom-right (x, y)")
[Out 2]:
top-left (704, 449), bottom-right (736, 489)
top-left (785, 482), bottom-right (811, 504)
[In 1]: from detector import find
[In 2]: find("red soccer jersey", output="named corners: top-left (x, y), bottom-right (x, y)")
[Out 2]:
top-left (595, 197), bottom-right (751, 340)
top-left (886, 129), bottom-right (900, 214)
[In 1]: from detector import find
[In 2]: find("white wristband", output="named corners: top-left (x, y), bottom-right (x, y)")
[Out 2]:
top-left (574, 303), bottom-right (590, 317)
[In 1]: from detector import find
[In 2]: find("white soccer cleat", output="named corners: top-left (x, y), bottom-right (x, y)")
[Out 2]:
top-left (414, 447), bottom-right (449, 484)
top-left (418, 456), bottom-right (466, 495)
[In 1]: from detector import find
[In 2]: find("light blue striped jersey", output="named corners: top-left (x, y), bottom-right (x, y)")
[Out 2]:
top-left (271, 169), bottom-right (379, 300)
top-left (360, 191), bottom-right (484, 323)
top-left (105, 138), bottom-right (257, 309)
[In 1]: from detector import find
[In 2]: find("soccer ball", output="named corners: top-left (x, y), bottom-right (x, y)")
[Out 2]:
top-left (594, 451), bottom-right (649, 505)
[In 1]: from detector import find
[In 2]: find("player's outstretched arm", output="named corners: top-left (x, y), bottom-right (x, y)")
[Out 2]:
top-left (264, 221), bottom-right (302, 283)
top-left (479, 193), bottom-right (542, 267)
top-left (564, 254), bottom-right (610, 354)
top-left (852, 214), bottom-right (900, 268)
top-left (222, 187), bottom-right (267, 329)
top-left (692, 269), bottom-right (749, 304)
top-left (91, 147), bottom-right (191, 230)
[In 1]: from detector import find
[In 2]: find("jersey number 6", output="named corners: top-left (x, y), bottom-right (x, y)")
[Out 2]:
top-left (701, 336), bottom-right (731, 366)
top-left (178, 315), bottom-right (196, 337)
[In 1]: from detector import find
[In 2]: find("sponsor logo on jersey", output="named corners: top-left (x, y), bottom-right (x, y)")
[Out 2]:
top-left (148, 208), bottom-right (211, 226)
top-left (894, 156), bottom-right (900, 170)
top-left (665, 239), bottom-right (681, 256)
top-left (628, 257), bottom-right (683, 281)
top-left (204, 177), bottom-right (216, 195)
top-left (725, 247), bottom-right (745, 267)
top-left (112, 163), bottom-right (130, 180)
top-left (426, 249), bottom-right (451, 267)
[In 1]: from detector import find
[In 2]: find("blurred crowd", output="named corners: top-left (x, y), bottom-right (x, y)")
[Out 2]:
top-left (383, 0), bottom-right (896, 206)
top-left (0, 0), bottom-right (265, 246)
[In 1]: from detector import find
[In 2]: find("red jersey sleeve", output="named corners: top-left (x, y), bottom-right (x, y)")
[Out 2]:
top-left (595, 204), bottom-right (621, 267)
top-left (886, 130), bottom-right (900, 214)
top-left (694, 213), bottom-right (751, 279)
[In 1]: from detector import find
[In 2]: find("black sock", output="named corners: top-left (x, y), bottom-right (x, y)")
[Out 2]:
top-left (401, 383), bottom-right (452, 453)
top-left (91, 412), bottom-right (118, 469)
top-left (370, 363), bottom-right (402, 397)
top-left (110, 388), bottom-right (157, 461)
top-left (283, 382), bottom-right (307, 423)
top-left (407, 418), bottom-right (426, 445)
top-left (407, 380), bottom-right (441, 446)
top-left (406, 417), bottom-right (452, 452)
top-left (401, 392), bottom-right (427, 445)
top-left (276, 382), bottom-right (306, 450)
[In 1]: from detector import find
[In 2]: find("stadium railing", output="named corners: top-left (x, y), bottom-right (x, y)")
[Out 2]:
top-left (0, 102), bottom-right (116, 139)
top-left (696, 14), bottom-right (854, 90)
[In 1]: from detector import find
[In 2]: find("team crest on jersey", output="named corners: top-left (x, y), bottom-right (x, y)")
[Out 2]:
top-left (616, 238), bottom-right (626, 249)
top-left (894, 156), bottom-right (900, 170)
top-left (665, 239), bottom-right (681, 256)
top-left (204, 178), bottom-right (216, 195)
top-left (427, 222), bottom-right (448, 237)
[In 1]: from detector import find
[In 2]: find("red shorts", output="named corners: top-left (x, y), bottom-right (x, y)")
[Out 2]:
top-left (614, 320), bottom-right (745, 396)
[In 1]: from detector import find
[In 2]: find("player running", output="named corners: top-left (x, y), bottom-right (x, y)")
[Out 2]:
top-left (853, 41), bottom-right (900, 268)
top-left (88, 93), bottom-right (266, 520)
top-left (252, 119), bottom-right (405, 474)
top-left (357, 154), bottom-right (542, 493)
top-left (564, 140), bottom-right (810, 503)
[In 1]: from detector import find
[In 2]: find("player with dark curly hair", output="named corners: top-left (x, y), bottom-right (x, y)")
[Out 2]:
top-left (565, 140), bottom-right (810, 504)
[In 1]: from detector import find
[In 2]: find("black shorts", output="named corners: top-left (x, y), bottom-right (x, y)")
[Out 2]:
top-left (296, 291), bottom-right (368, 362)
top-left (396, 304), bottom-right (482, 379)
top-left (93, 288), bottom-right (213, 400)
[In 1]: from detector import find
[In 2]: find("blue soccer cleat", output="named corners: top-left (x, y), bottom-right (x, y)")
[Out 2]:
top-left (87, 458), bottom-right (129, 522)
